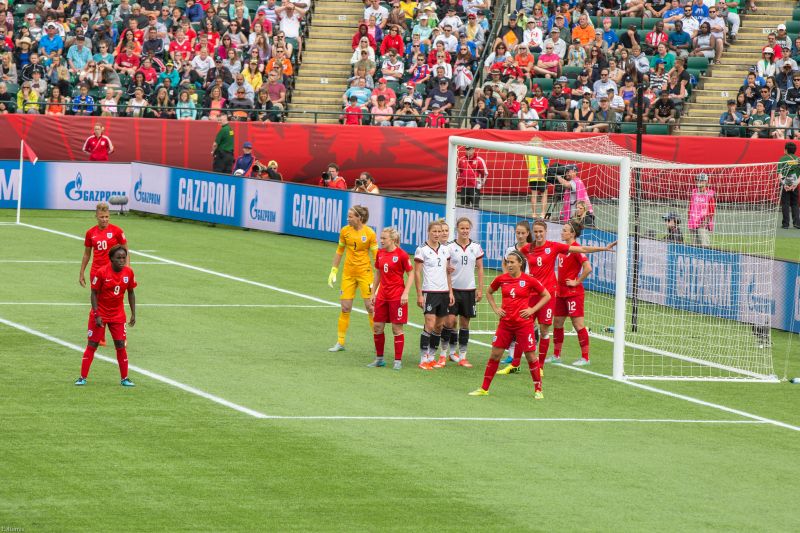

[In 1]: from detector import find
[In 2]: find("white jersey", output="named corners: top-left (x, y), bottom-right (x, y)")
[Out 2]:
top-left (504, 243), bottom-right (530, 274)
top-left (448, 240), bottom-right (484, 290)
top-left (414, 242), bottom-right (451, 293)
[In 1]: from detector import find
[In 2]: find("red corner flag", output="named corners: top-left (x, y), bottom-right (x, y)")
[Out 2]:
top-left (22, 141), bottom-right (38, 165)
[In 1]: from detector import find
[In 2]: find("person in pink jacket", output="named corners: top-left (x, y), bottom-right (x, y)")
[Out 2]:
top-left (687, 173), bottom-right (716, 246)
top-left (556, 164), bottom-right (594, 223)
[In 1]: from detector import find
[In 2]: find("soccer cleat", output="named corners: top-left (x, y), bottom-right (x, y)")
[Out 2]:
top-left (572, 358), bottom-right (590, 366)
top-left (120, 378), bottom-right (136, 387)
top-left (540, 367), bottom-right (544, 378)
top-left (458, 358), bottom-right (473, 368)
top-left (468, 388), bottom-right (489, 396)
top-left (496, 364), bottom-right (520, 375)
top-left (534, 390), bottom-right (544, 400)
top-left (545, 355), bottom-right (563, 364)
top-left (449, 352), bottom-right (461, 363)
top-left (433, 355), bottom-right (447, 368)
top-left (74, 377), bottom-right (87, 386)
top-left (393, 360), bottom-right (402, 370)
top-left (500, 354), bottom-right (513, 364)
top-left (328, 343), bottom-right (345, 352)
top-left (418, 361), bottom-right (434, 370)
top-left (99, 339), bottom-right (106, 347)
top-left (367, 359), bottom-right (386, 368)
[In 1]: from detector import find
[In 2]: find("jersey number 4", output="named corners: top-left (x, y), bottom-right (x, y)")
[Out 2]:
top-left (510, 288), bottom-right (516, 298)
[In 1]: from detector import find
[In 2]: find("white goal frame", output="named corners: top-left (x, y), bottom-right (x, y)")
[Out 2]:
top-left (447, 136), bottom-right (780, 383)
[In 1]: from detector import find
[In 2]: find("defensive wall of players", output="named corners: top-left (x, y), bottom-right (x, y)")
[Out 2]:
top-left (1, 159), bottom-right (797, 333)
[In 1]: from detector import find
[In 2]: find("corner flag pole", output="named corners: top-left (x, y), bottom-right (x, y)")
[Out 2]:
top-left (16, 140), bottom-right (24, 225)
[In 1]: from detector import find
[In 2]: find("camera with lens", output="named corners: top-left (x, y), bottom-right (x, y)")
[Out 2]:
top-left (321, 171), bottom-right (332, 184)
top-left (355, 177), bottom-right (367, 187)
top-left (782, 175), bottom-right (798, 188)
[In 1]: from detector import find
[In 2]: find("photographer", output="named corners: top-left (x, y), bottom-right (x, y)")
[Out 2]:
top-left (353, 172), bottom-right (380, 194)
top-left (319, 163), bottom-right (347, 190)
top-left (778, 142), bottom-right (800, 229)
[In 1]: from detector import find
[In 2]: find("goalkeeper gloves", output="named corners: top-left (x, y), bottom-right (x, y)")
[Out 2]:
top-left (327, 267), bottom-right (338, 288)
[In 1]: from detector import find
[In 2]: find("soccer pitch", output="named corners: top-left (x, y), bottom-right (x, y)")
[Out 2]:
top-left (1, 210), bottom-right (799, 532)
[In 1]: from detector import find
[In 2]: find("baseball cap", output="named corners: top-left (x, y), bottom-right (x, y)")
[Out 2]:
top-left (579, 69), bottom-right (589, 76)
top-left (662, 213), bottom-right (680, 222)
top-left (557, 76), bottom-right (568, 82)
top-left (654, 58), bottom-right (665, 65)
top-left (243, 141), bottom-right (253, 149)
top-left (764, 47), bottom-right (774, 54)
top-left (748, 66), bottom-right (757, 72)
top-left (727, 99), bottom-right (736, 105)
top-left (419, 13), bottom-right (428, 19)
top-left (405, 80), bottom-right (416, 87)
top-left (508, 13), bottom-right (517, 20)
top-left (602, 17), bottom-right (612, 24)
top-left (551, 27), bottom-right (560, 33)
top-left (378, 77), bottom-right (387, 83)
top-left (572, 38), bottom-right (580, 44)
top-left (777, 23), bottom-right (786, 30)
top-left (467, 13), bottom-right (476, 18)
top-left (566, 164), bottom-right (578, 172)
top-left (402, 96), bottom-right (413, 104)
top-left (595, 28), bottom-right (603, 34)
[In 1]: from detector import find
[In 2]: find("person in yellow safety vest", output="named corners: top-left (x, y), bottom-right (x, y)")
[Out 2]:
top-left (525, 151), bottom-right (549, 220)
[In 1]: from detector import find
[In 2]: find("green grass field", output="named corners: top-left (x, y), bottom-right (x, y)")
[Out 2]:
top-left (1, 210), bottom-right (799, 532)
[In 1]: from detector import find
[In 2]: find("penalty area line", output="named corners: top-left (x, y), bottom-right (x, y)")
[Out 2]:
top-left (18, 222), bottom-right (799, 432)
top-left (0, 315), bottom-right (270, 419)
top-left (0, 302), bottom-right (337, 308)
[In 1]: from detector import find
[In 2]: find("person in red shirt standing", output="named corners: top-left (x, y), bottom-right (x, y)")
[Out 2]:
top-left (469, 250), bottom-right (550, 399)
top-left (79, 202), bottom-right (128, 288)
top-left (369, 227), bottom-right (415, 370)
top-left (457, 146), bottom-right (488, 208)
top-left (552, 221), bottom-right (594, 366)
top-left (82, 124), bottom-right (115, 161)
top-left (75, 245), bottom-right (138, 387)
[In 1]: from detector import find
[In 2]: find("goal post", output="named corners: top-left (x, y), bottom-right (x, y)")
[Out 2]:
top-left (446, 135), bottom-right (780, 383)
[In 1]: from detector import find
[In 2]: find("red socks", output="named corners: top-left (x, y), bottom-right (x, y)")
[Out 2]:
top-left (528, 360), bottom-right (542, 392)
top-left (538, 336), bottom-right (551, 368)
top-left (481, 358), bottom-right (500, 391)
top-left (80, 344), bottom-right (97, 378)
top-left (116, 347), bottom-right (129, 379)
top-left (576, 327), bottom-right (590, 361)
top-left (553, 327), bottom-right (564, 358)
top-left (393, 334), bottom-right (404, 361)
top-left (511, 341), bottom-right (523, 367)
top-left (373, 333), bottom-right (386, 357)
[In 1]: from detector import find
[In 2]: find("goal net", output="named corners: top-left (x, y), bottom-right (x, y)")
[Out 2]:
top-left (446, 135), bottom-right (780, 382)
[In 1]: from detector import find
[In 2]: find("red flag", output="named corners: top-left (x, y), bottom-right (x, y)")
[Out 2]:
top-left (22, 141), bottom-right (38, 165)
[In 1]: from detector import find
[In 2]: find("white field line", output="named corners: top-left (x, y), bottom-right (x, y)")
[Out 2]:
top-left (0, 316), bottom-right (270, 419)
top-left (0, 316), bottom-right (772, 426)
top-left (16, 222), bottom-right (800, 432)
top-left (0, 302), bottom-right (336, 308)
top-left (0, 260), bottom-right (170, 265)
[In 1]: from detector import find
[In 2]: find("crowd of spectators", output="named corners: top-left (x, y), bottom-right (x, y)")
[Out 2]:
top-left (719, 24), bottom-right (800, 139)
top-left (0, 0), bottom-right (308, 119)
top-left (463, 0), bottom-right (748, 132)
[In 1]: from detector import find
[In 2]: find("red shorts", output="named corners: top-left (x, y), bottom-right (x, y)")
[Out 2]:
top-left (87, 310), bottom-right (127, 343)
top-left (554, 294), bottom-right (585, 318)
top-left (530, 295), bottom-right (555, 325)
top-left (492, 322), bottom-right (536, 351)
top-left (373, 298), bottom-right (409, 324)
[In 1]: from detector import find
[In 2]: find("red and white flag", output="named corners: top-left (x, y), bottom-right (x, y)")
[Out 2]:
top-left (22, 141), bottom-right (38, 165)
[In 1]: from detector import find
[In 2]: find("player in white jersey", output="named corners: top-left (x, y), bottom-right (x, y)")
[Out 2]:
top-left (503, 220), bottom-right (533, 274)
top-left (414, 220), bottom-right (454, 370)
top-left (437, 217), bottom-right (484, 369)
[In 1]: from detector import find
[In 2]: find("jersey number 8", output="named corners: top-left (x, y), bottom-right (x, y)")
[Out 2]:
top-left (383, 264), bottom-right (389, 273)
top-left (536, 257), bottom-right (542, 267)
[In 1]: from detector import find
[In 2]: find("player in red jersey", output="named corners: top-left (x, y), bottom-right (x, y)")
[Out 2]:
top-left (75, 246), bottom-right (137, 387)
top-left (468, 251), bottom-right (550, 398)
top-left (498, 219), bottom-right (615, 374)
top-left (369, 227), bottom-right (415, 370)
top-left (82, 123), bottom-right (115, 161)
top-left (551, 220), bottom-right (594, 366)
top-left (79, 202), bottom-right (128, 287)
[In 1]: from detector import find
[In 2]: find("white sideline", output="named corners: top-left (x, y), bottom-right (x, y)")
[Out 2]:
top-left (0, 316), bottom-right (270, 419)
top-left (15, 222), bottom-right (800, 432)
top-left (0, 260), bottom-right (169, 264)
top-left (0, 302), bottom-right (336, 308)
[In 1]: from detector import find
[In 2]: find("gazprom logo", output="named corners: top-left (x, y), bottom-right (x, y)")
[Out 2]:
top-left (65, 172), bottom-right (124, 202)
top-left (249, 190), bottom-right (276, 222)
top-left (133, 174), bottom-right (161, 205)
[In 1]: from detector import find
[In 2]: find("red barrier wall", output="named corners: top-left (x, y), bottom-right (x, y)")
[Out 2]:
top-left (0, 115), bottom-right (788, 201)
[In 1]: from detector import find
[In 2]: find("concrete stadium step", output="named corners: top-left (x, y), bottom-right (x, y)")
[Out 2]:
top-left (292, 86), bottom-right (348, 97)
top-left (298, 66), bottom-right (352, 77)
top-left (304, 42), bottom-right (354, 54)
top-left (312, 14), bottom-right (365, 24)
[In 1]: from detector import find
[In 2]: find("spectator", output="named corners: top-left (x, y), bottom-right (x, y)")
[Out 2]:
top-left (705, 5), bottom-right (727, 56)
top-left (668, 20), bottom-right (692, 59)
top-left (433, 24), bottom-right (458, 54)
top-left (571, 14), bottom-right (595, 52)
top-left (495, 13), bottom-right (524, 53)
top-left (44, 86), bottom-right (67, 116)
top-left (764, 34), bottom-right (783, 60)
top-left (679, 4), bottom-right (700, 37)
top-left (573, 200), bottom-right (596, 228)
top-left (771, 103), bottom-right (793, 139)
top-left (647, 0), bottom-right (670, 20)
top-left (232, 141), bottom-right (255, 176)
top-left (99, 87), bottom-right (121, 117)
top-left (573, 94), bottom-right (595, 132)
top-left (775, 23), bottom-right (791, 51)
top-left (423, 78), bottom-right (455, 113)
top-left (395, 96), bottom-right (421, 126)
top-left (715, 0), bottom-right (739, 43)
top-left (719, 98), bottom-right (744, 136)
top-left (470, 98), bottom-right (491, 129)
top-left (529, 83), bottom-right (549, 117)
top-left (343, 77), bottom-right (371, 108)
top-left (533, 41), bottom-right (561, 78)
top-left (517, 99), bottom-right (539, 130)
top-left (662, 213), bottom-right (683, 242)
top-left (567, 38), bottom-right (587, 67)
top-left (176, 90), bottom-right (197, 120)
top-left (590, 95), bottom-right (613, 132)
top-left (522, 19), bottom-right (543, 52)
top-left (593, 67), bottom-right (618, 99)
top-left (785, 74), bottom-right (800, 113)
top-left (619, 24), bottom-right (642, 50)
top-left (755, 85), bottom-right (776, 117)
top-left (425, 104), bottom-right (448, 127)
top-left (382, 25), bottom-right (405, 56)
top-left (151, 87), bottom-right (176, 119)
top-left (543, 27), bottom-right (567, 60)
top-left (342, 95), bottom-right (364, 124)
top-left (127, 87), bottom-right (150, 118)
top-left (370, 94), bottom-right (394, 126)
top-left (71, 83), bottom-right (94, 116)
top-left (364, 0), bottom-right (389, 29)
top-left (371, 78), bottom-right (397, 108)
top-left (687, 173), bottom-right (715, 245)
top-left (483, 43), bottom-right (510, 75)
top-left (747, 100), bottom-right (770, 138)
top-left (381, 49), bottom-right (404, 81)
top-left (601, 17), bottom-right (620, 53)
top-left (228, 86), bottom-right (254, 121)
top-left (649, 90), bottom-right (677, 124)
top-left (352, 23), bottom-right (376, 52)
top-left (690, 0), bottom-right (709, 18)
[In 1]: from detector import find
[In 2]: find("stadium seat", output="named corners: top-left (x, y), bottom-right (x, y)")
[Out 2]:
top-left (785, 21), bottom-right (800, 35)
top-left (619, 122), bottom-right (637, 134)
top-left (563, 65), bottom-right (584, 79)
top-left (646, 123), bottom-right (670, 135)
top-left (641, 18), bottom-right (660, 30)
top-left (637, 29), bottom-right (649, 43)
top-left (620, 17), bottom-right (643, 29)
top-left (686, 56), bottom-right (710, 72)
top-left (793, 7), bottom-right (800, 20)
top-left (531, 77), bottom-right (553, 94)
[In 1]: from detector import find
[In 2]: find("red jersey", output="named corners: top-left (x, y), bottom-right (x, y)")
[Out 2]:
top-left (490, 272), bottom-right (545, 329)
top-left (521, 240), bottom-right (570, 294)
top-left (84, 224), bottom-right (127, 275)
top-left (375, 247), bottom-right (413, 301)
top-left (83, 134), bottom-right (113, 161)
top-left (556, 243), bottom-right (588, 298)
top-left (91, 265), bottom-right (137, 323)
top-left (343, 104), bottom-right (362, 125)
top-left (169, 38), bottom-right (193, 61)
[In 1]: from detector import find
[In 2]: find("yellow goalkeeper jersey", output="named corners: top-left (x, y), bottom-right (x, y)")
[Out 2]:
top-left (338, 225), bottom-right (378, 277)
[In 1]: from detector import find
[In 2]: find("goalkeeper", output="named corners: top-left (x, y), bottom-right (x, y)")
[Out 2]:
top-left (326, 206), bottom-right (379, 352)
top-left (778, 142), bottom-right (800, 229)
